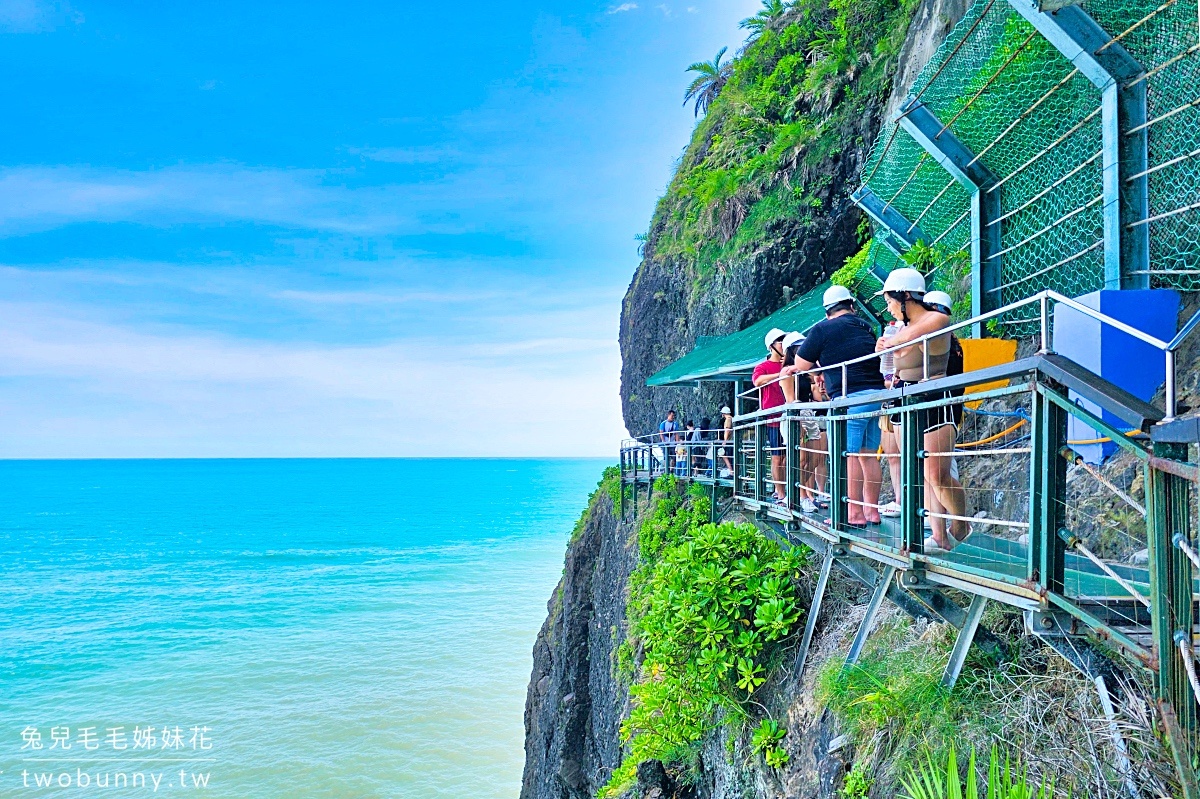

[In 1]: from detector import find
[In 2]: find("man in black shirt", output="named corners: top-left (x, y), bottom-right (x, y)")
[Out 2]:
top-left (792, 286), bottom-right (884, 526)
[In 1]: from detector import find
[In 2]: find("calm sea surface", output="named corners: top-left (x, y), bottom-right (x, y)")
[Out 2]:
top-left (0, 458), bottom-right (607, 798)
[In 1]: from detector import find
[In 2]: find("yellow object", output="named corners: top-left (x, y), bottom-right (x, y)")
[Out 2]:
top-left (960, 337), bottom-right (1019, 409)
top-left (957, 420), bottom-right (1027, 448)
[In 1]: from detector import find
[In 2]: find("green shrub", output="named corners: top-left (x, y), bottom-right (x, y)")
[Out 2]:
top-left (841, 762), bottom-right (874, 799)
top-left (601, 486), bottom-right (811, 796)
top-left (815, 618), bottom-right (962, 763)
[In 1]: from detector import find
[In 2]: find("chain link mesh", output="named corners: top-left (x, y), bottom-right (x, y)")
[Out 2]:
top-left (859, 0), bottom-right (1200, 302)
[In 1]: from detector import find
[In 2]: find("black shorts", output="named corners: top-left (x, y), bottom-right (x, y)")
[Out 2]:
top-left (765, 425), bottom-right (784, 453)
top-left (887, 383), bottom-right (964, 432)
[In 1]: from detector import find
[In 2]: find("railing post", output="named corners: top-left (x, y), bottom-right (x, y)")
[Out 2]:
top-left (1147, 442), bottom-right (1198, 760)
top-left (785, 415), bottom-right (797, 511)
top-left (734, 426), bottom-right (744, 499)
top-left (1029, 386), bottom-right (1067, 593)
top-left (754, 421), bottom-right (766, 505)
top-left (902, 398), bottom-right (926, 553)
top-left (828, 409), bottom-right (848, 534)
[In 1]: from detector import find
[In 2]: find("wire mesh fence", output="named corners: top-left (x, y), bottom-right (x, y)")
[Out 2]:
top-left (858, 0), bottom-right (1200, 304)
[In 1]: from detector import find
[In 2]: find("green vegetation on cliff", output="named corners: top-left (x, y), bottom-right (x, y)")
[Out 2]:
top-left (645, 0), bottom-right (919, 282)
top-left (603, 479), bottom-right (809, 796)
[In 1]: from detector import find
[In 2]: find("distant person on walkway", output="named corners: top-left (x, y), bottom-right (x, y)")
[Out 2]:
top-left (719, 406), bottom-right (734, 478)
top-left (752, 328), bottom-right (789, 506)
top-left (793, 286), bottom-right (886, 526)
top-left (658, 410), bottom-right (679, 476)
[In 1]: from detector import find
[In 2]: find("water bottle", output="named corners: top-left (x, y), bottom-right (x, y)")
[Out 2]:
top-left (879, 322), bottom-right (901, 377)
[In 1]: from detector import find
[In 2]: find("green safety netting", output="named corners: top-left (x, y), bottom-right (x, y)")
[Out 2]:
top-left (646, 280), bottom-right (834, 386)
top-left (859, 0), bottom-right (1200, 305)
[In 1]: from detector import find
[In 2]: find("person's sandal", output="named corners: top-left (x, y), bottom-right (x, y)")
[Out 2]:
top-left (922, 534), bottom-right (957, 554)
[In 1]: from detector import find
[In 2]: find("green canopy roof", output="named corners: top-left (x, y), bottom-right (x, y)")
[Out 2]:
top-left (647, 280), bottom-right (835, 387)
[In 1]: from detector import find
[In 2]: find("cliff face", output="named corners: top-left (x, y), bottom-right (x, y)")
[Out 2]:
top-left (522, 2), bottom-right (970, 797)
top-left (520, 497), bottom-right (636, 799)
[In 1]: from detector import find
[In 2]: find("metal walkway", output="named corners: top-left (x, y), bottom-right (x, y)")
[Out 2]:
top-left (621, 294), bottom-right (1200, 794)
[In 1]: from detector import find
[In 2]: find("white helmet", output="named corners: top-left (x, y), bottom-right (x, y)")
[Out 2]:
top-left (781, 330), bottom-right (805, 350)
top-left (924, 290), bottom-right (953, 314)
top-left (763, 327), bottom-right (786, 350)
top-left (720, 405), bottom-right (732, 414)
top-left (876, 267), bottom-right (926, 297)
top-left (822, 285), bottom-right (854, 309)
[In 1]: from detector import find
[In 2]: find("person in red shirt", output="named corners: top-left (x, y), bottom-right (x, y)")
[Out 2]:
top-left (752, 328), bottom-right (788, 505)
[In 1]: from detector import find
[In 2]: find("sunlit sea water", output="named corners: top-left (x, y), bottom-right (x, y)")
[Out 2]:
top-left (0, 458), bottom-right (607, 798)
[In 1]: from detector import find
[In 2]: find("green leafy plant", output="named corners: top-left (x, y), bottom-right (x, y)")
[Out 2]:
top-left (841, 762), bottom-right (874, 799)
top-left (900, 744), bottom-right (1063, 799)
top-left (601, 486), bottom-right (810, 795)
top-left (643, 0), bottom-right (921, 285)
top-left (750, 718), bottom-right (789, 769)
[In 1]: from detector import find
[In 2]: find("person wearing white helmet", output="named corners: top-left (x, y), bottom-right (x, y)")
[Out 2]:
top-left (924, 290), bottom-right (953, 316)
top-left (793, 285), bottom-right (887, 526)
top-left (874, 268), bottom-right (969, 552)
top-left (753, 328), bottom-right (789, 506)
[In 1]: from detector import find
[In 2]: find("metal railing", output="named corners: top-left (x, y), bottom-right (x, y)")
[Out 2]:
top-left (737, 288), bottom-right (1200, 421)
top-left (621, 296), bottom-right (1200, 790)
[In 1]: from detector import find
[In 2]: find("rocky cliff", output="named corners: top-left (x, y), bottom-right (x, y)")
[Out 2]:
top-left (619, 0), bottom-right (970, 437)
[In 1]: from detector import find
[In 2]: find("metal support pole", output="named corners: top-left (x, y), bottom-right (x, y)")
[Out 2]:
top-left (902, 401), bottom-right (926, 553)
top-left (785, 416), bottom-right (797, 510)
top-left (1094, 674), bottom-right (1142, 799)
top-left (828, 414), bottom-right (848, 533)
top-left (1030, 387), bottom-right (1067, 592)
top-left (846, 565), bottom-right (897, 667)
top-left (754, 422), bottom-right (765, 505)
top-left (1005, 0), bottom-right (1148, 287)
top-left (850, 186), bottom-right (932, 256)
top-left (1147, 441), bottom-right (1197, 762)
top-left (794, 548), bottom-right (835, 680)
top-left (895, 98), bottom-right (1001, 333)
top-left (941, 595), bottom-right (988, 688)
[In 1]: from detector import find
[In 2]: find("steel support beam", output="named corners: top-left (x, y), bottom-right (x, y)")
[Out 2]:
top-left (793, 548), bottom-right (835, 680)
top-left (941, 594), bottom-right (988, 688)
top-left (1006, 0), bottom-right (1149, 288)
top-left (851, 186), bottom-right (932, 264)
top-left (896, 98), bottom-right (1001, 331)
top-left (846, 565), bottom-right (897, 666)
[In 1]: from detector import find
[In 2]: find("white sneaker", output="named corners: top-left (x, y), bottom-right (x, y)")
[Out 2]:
top-left (798, 498), bottom-right (818, 514)
top-left (879, 501), bottom-right (901, 518)
top-left (719, 468), bottom-right (733, 478)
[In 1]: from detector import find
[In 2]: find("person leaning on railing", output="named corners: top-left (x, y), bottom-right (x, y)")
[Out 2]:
top-left (753, 328), bottom-right (790, 507)
top-left (874, 270), bottom-right (971, 553)
top-left (789, 286), bottom-right (886, 526)
top-left (780, 330), bottom-right (827, 515)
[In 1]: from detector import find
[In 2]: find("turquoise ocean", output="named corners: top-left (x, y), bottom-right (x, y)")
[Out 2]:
top-left (0, 458), bottom-right (607, 798)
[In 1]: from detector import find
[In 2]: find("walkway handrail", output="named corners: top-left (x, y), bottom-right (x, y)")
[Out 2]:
top-left (737, 289), bottom-right (1185, 420)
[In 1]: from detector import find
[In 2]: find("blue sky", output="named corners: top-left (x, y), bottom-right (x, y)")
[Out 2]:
top-left (0, 0), bottom-right (759, 457)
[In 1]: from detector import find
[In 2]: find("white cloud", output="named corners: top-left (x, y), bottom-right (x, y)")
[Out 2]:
top-left (607, 3), bottom-right (638, 13)
top-left (0, 300), bottom-right (625, 457)
top-left (656, 4), bottom-right (672, 16)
